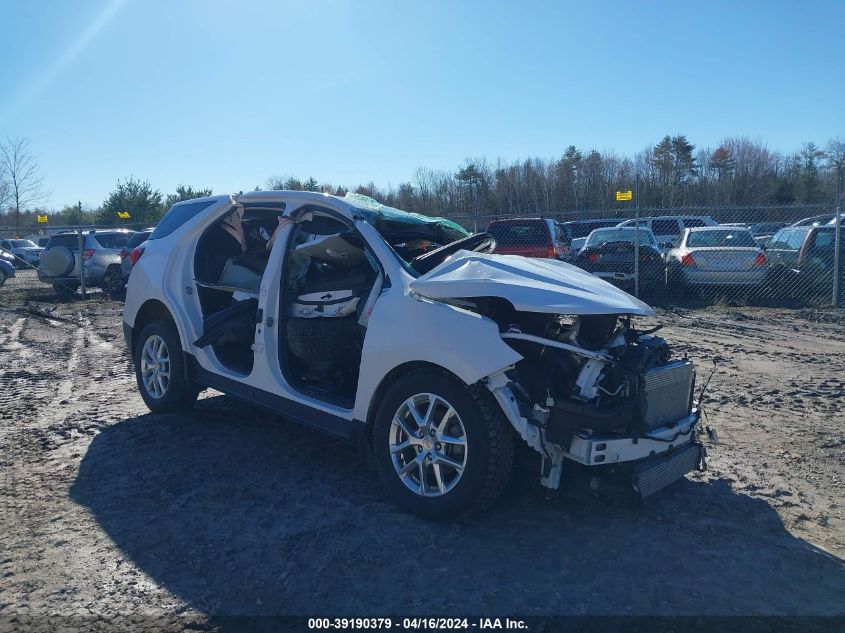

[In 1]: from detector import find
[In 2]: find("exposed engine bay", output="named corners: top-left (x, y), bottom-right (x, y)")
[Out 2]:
top-left (445, 297), bottom-right (703, 495)
top-left (502, 312), bottom-right (694, 441)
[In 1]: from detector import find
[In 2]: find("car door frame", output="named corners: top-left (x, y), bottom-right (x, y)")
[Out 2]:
top-left (178, 194), bottom-right (366, 441)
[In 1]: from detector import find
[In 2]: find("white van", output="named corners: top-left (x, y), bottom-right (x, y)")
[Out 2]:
top-left (616, 215), bottom-right (718, 250)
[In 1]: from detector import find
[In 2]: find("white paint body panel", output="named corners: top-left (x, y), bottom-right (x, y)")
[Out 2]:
top-left (124, 191), bottom-right (525, 428)
top-left (409, 250), bottom-right (656, 316)
top-left (124, 190), bottom-right (674, 475)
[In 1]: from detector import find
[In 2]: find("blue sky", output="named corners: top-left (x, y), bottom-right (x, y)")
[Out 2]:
top-left (1, 0), bottom-right (842, 209)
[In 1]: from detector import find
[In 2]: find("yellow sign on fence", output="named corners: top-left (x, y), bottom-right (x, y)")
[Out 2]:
top-left (616, 190), bottom-right (633, 201)
top-left (36, 214), bottom-right (48, 223)
top-left (117, 211), bottom-right (131, 219)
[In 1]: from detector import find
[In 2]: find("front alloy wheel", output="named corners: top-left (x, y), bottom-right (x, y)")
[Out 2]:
top-left (140, 334), bottom-right (170, 399)
top-left (373, 369), bottom-right (514, 520)
top-left (390, 393), bottom-right (468, 497)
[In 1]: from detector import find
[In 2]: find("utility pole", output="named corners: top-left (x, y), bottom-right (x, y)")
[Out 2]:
top-left (472, 175), bottom-right (479, 234)
top-left (78, 201), bottom-right (86, 299)
top-left (634, 174), bottom-right (640, 299)
top-left (834, 165), bottom-right (842, 308)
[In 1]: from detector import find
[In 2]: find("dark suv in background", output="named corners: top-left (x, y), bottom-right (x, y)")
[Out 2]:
top-left (765, 225), bottom-right (843, 298)
top-left (120, 229), bottom-right (154, 286)
top-left (485, 217), bottom-right (570, 260)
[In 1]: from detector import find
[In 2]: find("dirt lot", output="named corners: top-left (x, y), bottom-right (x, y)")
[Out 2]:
top-left (1, 270), bottom-right (844, 628)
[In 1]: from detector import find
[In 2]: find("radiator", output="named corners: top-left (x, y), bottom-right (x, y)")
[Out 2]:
top-left (640, 360), bottom-right (695, 430)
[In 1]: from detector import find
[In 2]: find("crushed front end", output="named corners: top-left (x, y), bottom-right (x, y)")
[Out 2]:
top-left (477, 306), bottom-right (706, 498)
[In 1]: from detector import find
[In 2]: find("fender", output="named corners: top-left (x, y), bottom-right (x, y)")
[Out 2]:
top-left (353, 287), bottom-right (522, 422)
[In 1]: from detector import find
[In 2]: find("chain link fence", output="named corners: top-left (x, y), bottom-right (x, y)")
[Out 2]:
top-left (0, 205), bottom-right (842, 310)
top-left (449, 204), bottom-right (843, 309)
top-left (0, 224), bottom-right (151, 302)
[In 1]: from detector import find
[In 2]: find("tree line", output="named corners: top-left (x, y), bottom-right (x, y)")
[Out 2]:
top-left (319, 136), bottom-right (844, 221)
top-left (2, 134), bottom-right (843, 232)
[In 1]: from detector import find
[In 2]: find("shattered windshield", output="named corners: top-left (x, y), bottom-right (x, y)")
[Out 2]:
top-left (343, 193), bottom-right (469, 244)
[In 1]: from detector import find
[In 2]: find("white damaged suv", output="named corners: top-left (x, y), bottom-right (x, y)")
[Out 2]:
top-left (124, 191), bottom-right (704, 519)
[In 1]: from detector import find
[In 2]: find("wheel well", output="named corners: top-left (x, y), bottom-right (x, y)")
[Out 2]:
top-left (364, 361), bottom-right (466, 439)
top-left (132, 299), bottom-right (174, 351)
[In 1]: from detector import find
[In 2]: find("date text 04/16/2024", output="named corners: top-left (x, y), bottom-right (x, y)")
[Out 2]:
top-left (307, 618), bottom-right (528, 630)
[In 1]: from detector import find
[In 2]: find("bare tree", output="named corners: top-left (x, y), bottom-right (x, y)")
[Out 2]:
top-left (0, 138), bottom-right (48, 230)
top-left (827, 137), bottom-right (845, 170)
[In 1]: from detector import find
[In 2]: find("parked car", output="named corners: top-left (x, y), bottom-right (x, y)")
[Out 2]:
top-left (485, 217), bottom-right (570, 260)
top-left (120, 229), bottom-right (154, 285)
top-left (125, 191), bottom-right (704, 518)
top-left (791, 214), bottom-right (834, 227)
top-left (748, 222), bottom-right (788, 247)
top-left (25, 234), bottom-right (51, 248)
top-left (38, 230), bottom-right (134, 297)
top-left (616, 215), bottom-right (718, 251)
top-left (560, 218), bottom-right (622, 255)
top-left (666, 226), bottom-right (767, 290)
top-left (0, 238), bottom-right (43, 269)
top-left (765, 225), bottom-right (844, 297)
top-left (0, 255), bottom-right (16, 286)
top-left (573, 227), bottom-right (664, 294)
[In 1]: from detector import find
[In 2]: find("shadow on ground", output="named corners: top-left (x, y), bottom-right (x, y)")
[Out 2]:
top-left (70, 395), bottom-right (845, 617)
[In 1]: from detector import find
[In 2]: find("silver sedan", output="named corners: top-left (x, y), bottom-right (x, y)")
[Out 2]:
top-left (667, 226), bottom-right (768, 288)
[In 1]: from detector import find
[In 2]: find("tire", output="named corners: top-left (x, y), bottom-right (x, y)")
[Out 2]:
top-left (0, 269), bottom-right (7, 286)
top-left (102, 267), bottom-right (124, 298)
top-left (53, 282), bottom-right (78, 299)
top-left (372, 368), bottom-right (514, 520)
top-left (134, 320), bottom-right (199, 413)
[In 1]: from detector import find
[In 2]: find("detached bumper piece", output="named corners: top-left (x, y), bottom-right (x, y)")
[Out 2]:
top-left (632, 441), bottom-right (702, 498)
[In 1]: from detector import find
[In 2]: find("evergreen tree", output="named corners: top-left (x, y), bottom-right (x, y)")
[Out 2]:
top-left (164, 184), bottom-right (212, 208)
top-left (99, 177), bottom-right (164, 224)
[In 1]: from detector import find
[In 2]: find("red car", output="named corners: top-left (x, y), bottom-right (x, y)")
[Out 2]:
top-left (485, 218), bottom-right (570, 260)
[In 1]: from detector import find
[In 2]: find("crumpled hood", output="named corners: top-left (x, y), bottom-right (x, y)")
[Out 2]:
top-left (409, 250), bottom-right (656, 316)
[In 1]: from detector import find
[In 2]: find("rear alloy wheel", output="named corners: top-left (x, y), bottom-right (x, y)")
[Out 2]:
top-left (135, 320), bottom-right (199, 413)
top-left (373, 369), bottom-right (513, 520)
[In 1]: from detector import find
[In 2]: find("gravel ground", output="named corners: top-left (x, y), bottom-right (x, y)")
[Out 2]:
top-left (0, 270), bottom-right (844, 629)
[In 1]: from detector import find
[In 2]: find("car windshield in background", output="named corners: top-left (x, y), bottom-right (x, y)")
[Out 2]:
top-left (567, 221), bottom-right (619, 238)
top-left (93, 233), bottom-right (131, 249)
top-left (751, 223), bottom-right (784, 235)
top-left (486, 222), bottom-right (549, 245)
top-left (585, 228), bottom-right (654, 247)
top-left (11, 240), bottom-right (37, 248)
top-left (687, 230), bottom-right (757, 248)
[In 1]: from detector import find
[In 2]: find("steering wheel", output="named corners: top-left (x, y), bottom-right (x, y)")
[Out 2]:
top-left (410, 232), bottom-right (497, 275)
